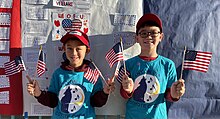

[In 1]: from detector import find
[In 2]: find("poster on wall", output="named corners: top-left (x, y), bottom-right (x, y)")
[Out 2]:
top-left (52, 12), bottom-right (90, 41)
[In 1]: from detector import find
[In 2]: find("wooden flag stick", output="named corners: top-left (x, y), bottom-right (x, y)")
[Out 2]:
top-left (120, 37), bottom-right (126, 75)
top-left (112, 61), bottom-right (120, 82)
top-left (180, 46), bottom-right (187, 79)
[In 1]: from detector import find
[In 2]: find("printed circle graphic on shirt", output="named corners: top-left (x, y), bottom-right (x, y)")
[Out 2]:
top-left (133, 74), bottom-right (160, 103)
top-left (59, 85), bottom-right (85, 114)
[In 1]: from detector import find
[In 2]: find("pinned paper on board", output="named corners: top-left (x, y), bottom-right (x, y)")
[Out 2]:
top-left (52, 12), bottom-right (90, 41)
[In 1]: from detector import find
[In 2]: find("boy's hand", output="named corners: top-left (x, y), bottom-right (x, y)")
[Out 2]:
top-left (121, 75), bottom-right (134, 94)
top-left (103, 77), bottom-right (115, 94)
top-left (171, 79), bottom-right (185, 99)
top-left (26, 75), bottom-right (41, 97)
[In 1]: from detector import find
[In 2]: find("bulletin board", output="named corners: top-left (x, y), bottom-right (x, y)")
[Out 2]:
top-left (0, 0), bottom-right (23, 115)
top-left (21, 0), bottom-right (143, 116)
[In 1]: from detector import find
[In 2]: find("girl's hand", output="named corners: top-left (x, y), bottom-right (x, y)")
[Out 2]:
top-left (26, 75), bottom-right (41, 97)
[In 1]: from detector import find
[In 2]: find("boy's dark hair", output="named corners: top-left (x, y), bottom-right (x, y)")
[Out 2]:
top-left (136, 21), bottom-right (162, 35)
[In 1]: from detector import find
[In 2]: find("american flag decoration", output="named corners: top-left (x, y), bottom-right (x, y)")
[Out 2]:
top-left (105, 42), bottom-right (124, 68)
top-left (183, 50), bottom-right (212, 72)
top-left (115, 65), bottom-right (130, 83)
top-left (37, 50), bottom-right (46, 77)
top-left (84, 62), bottom-right (100, 84)
top-left (4, 56), bottom-right (26, 76)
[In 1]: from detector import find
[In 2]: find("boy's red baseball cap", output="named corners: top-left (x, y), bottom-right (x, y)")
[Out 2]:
top-left (136, 13), bottom-right (163, 33)
top-left (60, 30), bottom-right (90, 48)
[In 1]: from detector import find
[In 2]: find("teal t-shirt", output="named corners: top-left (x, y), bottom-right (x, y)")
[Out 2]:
top-left (124, 55), bottom-right (177, 119)
top-left (48, 68), bottom-right (103, 119)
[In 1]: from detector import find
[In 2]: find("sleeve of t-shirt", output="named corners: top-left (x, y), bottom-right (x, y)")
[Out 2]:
top-left (90, 77), bottom-right (108, 107)
top-left (120, 86), bottom-right (133, 99)
top-left (165, 88), bottom-right (179, 102)
top-left (35, 91), bottom-right (58, 108)
top-left (165, 61), bottom-right (179, 102)
top-left (166, 61), bottom-right (177, 88)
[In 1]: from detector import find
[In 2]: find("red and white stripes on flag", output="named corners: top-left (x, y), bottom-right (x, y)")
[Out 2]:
top-left (37, 50), bottom-right (46, 77)
top-left (4, 56), bottom-right (26, 76)
top-left (105, 42), bottom-right (124, 68)
top-left (183, 50), bottom-right (212, 72)
top-left (84, 62), bottom-right (100, 84)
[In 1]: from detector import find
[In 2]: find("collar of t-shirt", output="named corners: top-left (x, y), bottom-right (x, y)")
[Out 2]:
top-left (60, 59), bottom-right (89, 72)
top-left (138, 55), bottom-right (158, 61)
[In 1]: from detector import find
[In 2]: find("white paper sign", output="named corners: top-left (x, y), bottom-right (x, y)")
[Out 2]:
top-left (0, 41), bottom-right (9, 53)
top-left (23, 35), bottom-right (47, 48)
top-left (0, 27), bottom-right (10, 39)
top-left (0, 0), bottom-right (12, 8)
top-left (114, 13), bottom-right (136, 26)
top-left (53, 0), bottom-right (91, 11)
top-left (24, 21), bottom-right (48, 35)
top-left (0, 56), bottom-right (10, 68)
top-left (0, 13), bottom-right (11, 25)
top-left (0, 75), bottom-right (10, 88)
top-left (26, 6), bottom-right (49, 20)
top-left (25, 0), bottom-right (49, 5)
top-left (0, 91), bottom-right (9, 104)
top-left (31, 103), bottom-right (52, 116)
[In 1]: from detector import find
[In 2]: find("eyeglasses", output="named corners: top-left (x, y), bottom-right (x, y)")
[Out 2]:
top-left (138, 31), bottom-right (161, 38)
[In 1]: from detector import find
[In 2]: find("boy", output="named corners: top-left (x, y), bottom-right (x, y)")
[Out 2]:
top-left (27, 30), bottom-right (115, 119)
top-left (118, 13), bottom-right (185, 119)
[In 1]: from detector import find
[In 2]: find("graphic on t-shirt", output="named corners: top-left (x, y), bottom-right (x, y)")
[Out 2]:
top-left (133, 74), bottom-right (160, 103)
top-left (59, 85), bottom-right (85, 114)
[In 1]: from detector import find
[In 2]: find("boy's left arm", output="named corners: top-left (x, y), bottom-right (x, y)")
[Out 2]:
top-left (170, 79), bottom-right (185, 100)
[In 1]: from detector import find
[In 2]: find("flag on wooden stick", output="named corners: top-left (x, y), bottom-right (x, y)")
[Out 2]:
top-left (183, 50), bottom-right (212, 73)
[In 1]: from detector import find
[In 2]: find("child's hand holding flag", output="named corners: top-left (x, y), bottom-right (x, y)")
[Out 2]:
top-left (26, 75), bottom-right (41, 97)
top-left (170, 79), bottom-right (185, 99)
top-left (121, 75), bottom-right (134, 94)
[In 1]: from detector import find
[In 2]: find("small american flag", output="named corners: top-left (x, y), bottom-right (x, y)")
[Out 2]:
top-left (84, 62), bottom-right (100, 84)
top-left (37, 50), bottom-right (46, 77)
top-left (105, 42), bottom-right (124, 68)
top-left (115, 65), bottom-right (130, 83)
top-left (183, 50), bottom-right (212, 72)
top-left (4, 56), bottom-right (26, 76)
